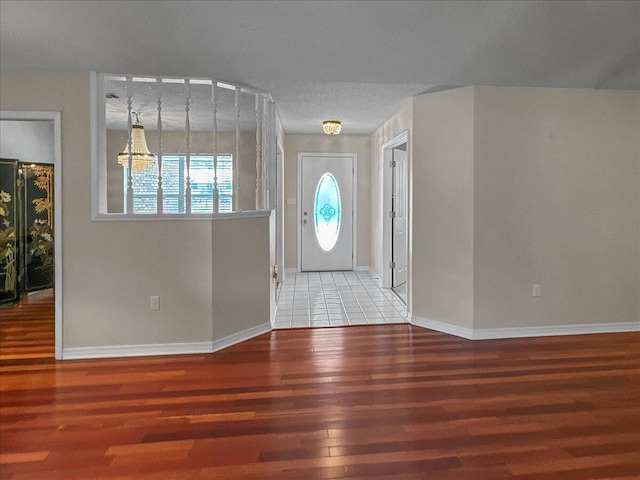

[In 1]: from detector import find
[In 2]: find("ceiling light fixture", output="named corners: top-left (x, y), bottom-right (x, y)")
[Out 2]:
top-left (117, 112), bottom-right (155, 172)
top-left (322, 120), bottom-right (342, 135)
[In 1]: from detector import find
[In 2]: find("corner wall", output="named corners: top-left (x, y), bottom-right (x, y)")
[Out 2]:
top-left (212, 215), bottom-right (273, 344)
top-left (411, 88), bottom-right (475, 331)
top-left (403, 85), bottom-right (639, 337)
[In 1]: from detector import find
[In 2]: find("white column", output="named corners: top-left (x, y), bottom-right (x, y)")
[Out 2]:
top-left (233, 86), bottom-right (241, 212)
top-left (156, 78), bottom-right (164, 214)
top-left (184, 79), bottom-right (191, 214)
top-left (211, 82), bottom-right (219, 214)
top-left (125, 76), bottom-right (134, 214)
top-left (255, 94), bottom-right (262, 211)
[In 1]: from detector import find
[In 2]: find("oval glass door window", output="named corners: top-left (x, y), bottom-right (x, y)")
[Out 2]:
top-left (314, 172), bottom-right (341, 252)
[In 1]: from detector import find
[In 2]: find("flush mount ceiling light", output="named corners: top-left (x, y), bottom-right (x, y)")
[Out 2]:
top-left (322, 120), bottom-right (342, 135)
top-left (117, 112), bottom-right (155, 172)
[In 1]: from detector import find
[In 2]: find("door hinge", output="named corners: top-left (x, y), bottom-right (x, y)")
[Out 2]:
top-left (389, 211), bottom-right (396, 218)
top-left (389, 261), bottom-right (396, 269)
top-left (389, 160), bottom-right (396, 168)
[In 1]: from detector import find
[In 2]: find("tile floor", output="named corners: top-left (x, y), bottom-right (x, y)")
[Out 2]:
top-left (272, 271), bottom-right (408, 329)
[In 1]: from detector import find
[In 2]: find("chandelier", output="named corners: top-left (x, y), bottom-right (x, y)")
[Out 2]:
top-left (117, 112), bottom-right (155, 172)
top-left (322, 120), bottom-right (342, 135)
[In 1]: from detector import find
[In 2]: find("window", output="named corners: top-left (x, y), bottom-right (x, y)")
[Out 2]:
top-left (123, 155), bottom-right (233, 214)
top-left (313, 172), bottom-right (342, 252)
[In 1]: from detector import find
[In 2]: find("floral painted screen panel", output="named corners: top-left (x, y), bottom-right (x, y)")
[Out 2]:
top-left (22, 163), bottom-right (54, 292)
top-left (313, 172), bottom-right (342, 252)
top-left (0, 159), bottom-right (18, 304)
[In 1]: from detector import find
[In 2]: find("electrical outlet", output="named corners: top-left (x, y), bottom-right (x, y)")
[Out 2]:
top-left (287, 197), bottom-right (296, 205)
top-left (150, 296), bottom-right (160, 310)
top-left (532, 284), bottom-right (541, 297)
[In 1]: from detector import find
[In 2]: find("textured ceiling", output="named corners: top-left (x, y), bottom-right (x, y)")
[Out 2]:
top-left (1, 0), bottom-right (638, 134)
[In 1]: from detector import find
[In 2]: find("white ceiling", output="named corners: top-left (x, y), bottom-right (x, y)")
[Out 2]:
top-left (1, 0), bottom-right (638, 134)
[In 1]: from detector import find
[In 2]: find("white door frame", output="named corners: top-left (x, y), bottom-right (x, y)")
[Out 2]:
top-left (1, 110), bottom-right (63, 359)
top-left (297, 152), bottom-right (357, 272)
top-left (382, 131), bottom-right (411, 308)
top-left (276, 139), bottom-right (285, 282)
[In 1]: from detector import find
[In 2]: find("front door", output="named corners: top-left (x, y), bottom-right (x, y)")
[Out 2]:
top-left (300, 154), bottom-right (354, 271)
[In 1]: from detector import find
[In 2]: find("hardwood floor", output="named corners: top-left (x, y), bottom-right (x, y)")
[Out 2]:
top-left (0, 289), bottom-right (54, 361)
top-left (1, 315), bottom-right (639, 478)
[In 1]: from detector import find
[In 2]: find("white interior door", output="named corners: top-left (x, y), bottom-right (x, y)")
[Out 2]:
top-left (300, 154), bottom-right (353, 271)
top-left (392, 147), bottom-right (408, 287)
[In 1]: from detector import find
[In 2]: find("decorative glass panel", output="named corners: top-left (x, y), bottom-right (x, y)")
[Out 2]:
top-left (313, 173), bottom-right (341, 252)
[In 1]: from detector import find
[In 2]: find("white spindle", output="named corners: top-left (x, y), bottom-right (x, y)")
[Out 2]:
top-left (125, 77), bottom-right (134, 214)
top-left (233, 86), bottom-right (241, 212)
top-left (212, 82), bottom-right (219, 214)
top-left (156, 78), bottom-right (164, 214)
top-left (255, 94), bottom-right (262, 211)
top-left (262, 97), bottom-right (270, 210)
top-left (184, 80), bottom-right (191, 214)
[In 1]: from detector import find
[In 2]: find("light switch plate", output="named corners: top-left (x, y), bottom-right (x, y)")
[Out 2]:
top-left (150, 296), bottom-right (160, 310)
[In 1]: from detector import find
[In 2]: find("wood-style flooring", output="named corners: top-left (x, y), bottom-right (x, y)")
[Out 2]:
top-left (0, 289), bottom-right (54, 361)
top-left (1, 295), bottom-right (639, 479)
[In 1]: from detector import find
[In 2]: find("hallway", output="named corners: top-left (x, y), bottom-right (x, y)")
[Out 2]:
top-left (273, 271), bottom-right (408, 329)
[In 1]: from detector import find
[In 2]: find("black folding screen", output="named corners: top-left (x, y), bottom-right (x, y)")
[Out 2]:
top-left (0, 159), bottom-right (18, 304)
top-left (0, 159), bottom-right (54, 304)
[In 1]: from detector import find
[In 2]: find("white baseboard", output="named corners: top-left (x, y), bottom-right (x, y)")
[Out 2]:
top-left (285, 267), bottom-right (298, 274)
top-left (411, 316), bottom-right (640, 340)
top-left (354, 265), bottom-right (370, 272)
top-left (63, 341), bottom-right (213, 360)
top-left (213, 322), bottom-right (272, 352)
top-left (472, 321), bottom-right (640, 340)
top-left (63, 322), bottom-right (273, 360)
top-left (411, 316), bottom-right (474, 339)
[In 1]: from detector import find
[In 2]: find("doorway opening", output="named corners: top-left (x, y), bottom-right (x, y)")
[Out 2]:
top-left (0, 112), bottom-right (62, 359)
top-left (382, 131), bottom-right (410, 308)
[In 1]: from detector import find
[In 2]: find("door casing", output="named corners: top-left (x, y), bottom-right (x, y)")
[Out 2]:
top-left (392, 147), bottom-right (408, 288)
top-left (1, 110), bottom-right (63, 359)
top-left (382, 131), bottom-right (411, 312)
top-left (275, 140), bottom-right (285, 283)
top-left (297, 152), bottom-right (357, 272)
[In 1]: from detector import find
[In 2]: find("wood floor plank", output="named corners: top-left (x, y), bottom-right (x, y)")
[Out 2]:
top-left (1, 295), bottom-right (639, 479)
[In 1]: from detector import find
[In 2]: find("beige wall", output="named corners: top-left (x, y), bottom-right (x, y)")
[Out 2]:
top-left (0, 120), bottom-right (55, 162)
top-left (282, 134), bottom-right (371, 269)
top-left (402, 85), bottom-right (639, 332)
top-left (106, 130), bottom-right (257, 213)
top-left (1, 72), bottom-right (272, 353)
top-left (212, 215), bottom-right (274, 340)
top-left (473, 87), bottom-right (640, 329)
top-left (411, 88), bottom-right (475, 329)
top-left (369, 99), bottom-right (412, 279)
